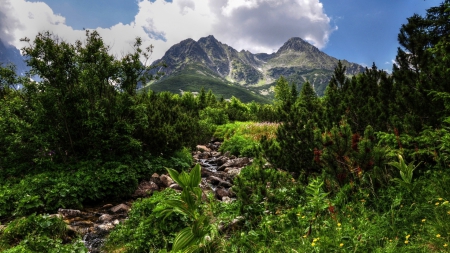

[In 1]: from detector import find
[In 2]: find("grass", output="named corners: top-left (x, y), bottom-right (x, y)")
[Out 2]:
top-left (142, 64), bottom-right (271, 104)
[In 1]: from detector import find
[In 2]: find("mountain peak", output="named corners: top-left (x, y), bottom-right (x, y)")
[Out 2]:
top-left (277, 37), bottom-right (318, 53)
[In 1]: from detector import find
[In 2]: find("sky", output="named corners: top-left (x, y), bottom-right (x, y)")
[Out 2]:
top-left (0, 0), bottom-right (443, 71)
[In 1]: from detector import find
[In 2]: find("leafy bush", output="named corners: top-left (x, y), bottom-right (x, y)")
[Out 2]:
top-left (0, 214), bottom-right (87, 252)
top-left (103, 189), bottom-right (188, 252)
top-left (215, 121), bottom-right (278, 157)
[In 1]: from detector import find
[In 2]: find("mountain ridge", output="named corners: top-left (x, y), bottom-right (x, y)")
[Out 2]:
top-left (147, 36), bottom-right (365, 99)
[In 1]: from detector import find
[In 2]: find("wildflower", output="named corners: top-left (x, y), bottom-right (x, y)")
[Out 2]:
top-left (421, 219), bottom-right (426, 222)
top-left (444, 243), bottom-right (448, 247)
top-left (296, 213), bottom-right (301, 216)
top-left (313, 238), bottom-right (319, 242)
top-left (436, 234), bottom-right (441, 238)
top-left (340, 243), bottom-right (344, 247)
top-left (439, 198), bottom-right (443, 201)
top-left (302, 216), bottom-right (306, 219)
top-left (448, 211), bottom-right (450, 215)
top-left (303, 235), bottom-right (307, 238)
top-left (406, 234), bottom-right (411, 239)
top-left (311, 242), bottom-right (316, 246)
top-left (404, 240), bottom-right (409, 244)
top-left (443, 201), bottom-right (449, 205)
top-left (337, 223), bottom-right (341, 227)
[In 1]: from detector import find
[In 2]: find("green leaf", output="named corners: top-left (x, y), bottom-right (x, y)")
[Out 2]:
top-left (172, 227), bottom-right (196, 252)
top-left (189, 164), bottom-right (201, 188)
top-left (166, 167), bottom-right (182, 186)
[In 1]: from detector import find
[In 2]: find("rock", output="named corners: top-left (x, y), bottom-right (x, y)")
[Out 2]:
top-left (201, 167), bottom-right (214, 177)
top-left (169, 183), bottom-right (183, 191)
top-left (196, 145), bottom-right (211, 152)
top-left (102, 204), bottom-right (113, 210)
top-left (98, 214), bottom-right (113, 223)
top-left (215, 186), bottom-right (231, 200)
top-left (72, 220), bottom-right (94, 227)
top-left (218, 157), bottom-right (250, 171)
top-left (224, 151), bottom-right (231, 158)
top-left (198, 152), bottom-right (210, 159)
top-left (113, 219), bottom-right (120, 225)
top-left (150, 174), bottom-right (163, 188)
top-left (58, 208), bottom-right (82, 218)
top-left (110, 204), bottom-right (130, 214)
top-left (160, 174), bottom-right (175, 187)
top-left (211, 151), bottom-right (221, 157)
top-left (49, 213), bottom-right (63, 219)
top-left (222, 196), bottom-right (234, 204)
top-left (96, 223), bottom-right (115, 231)
top-left (206, 175), bottom-right (222, 185)
top-left (132, 180), bottom-right (159, 198)
top-left (225, 168), bottom-right (241, 177)
top-left (216, 156), bottom-right (229, 166)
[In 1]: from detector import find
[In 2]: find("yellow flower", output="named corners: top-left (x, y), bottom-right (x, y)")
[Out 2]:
top-left (439, 198), bottom-right (443, 201)
top-left (421, 219), bottom-right (426, 222)
top-left (443, 201), bottom-right (449, 205)
top-left (313, 238), bottom-right (319, 242)
top-left (302, 216), bottom-right (306, 219)
top-left (436, 234), bottom-right (441, 238)
top-left (337, 223), bottom-right (342, 227)
top-left (405, 240), bottom-right (409, 244)
top-left (444, 243), bottom-right (448, 247)
top-left (448, 211), bottom-right (450, 215)
top-left (296, 213), bottom-right (301, 216)
top-left (311, 242), bottom-right (316, 246)
top-left (406, 234), bottom-right (411, 239)
top-left (340, 243), bottom-right (344, 247)
top-left (303, 235), bottom-right (307, 238)
top-left (436, 202), bottom-right (440, 206)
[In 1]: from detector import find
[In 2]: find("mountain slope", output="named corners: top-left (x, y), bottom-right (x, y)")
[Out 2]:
top-left (146, 36), bottom-right (365, 99)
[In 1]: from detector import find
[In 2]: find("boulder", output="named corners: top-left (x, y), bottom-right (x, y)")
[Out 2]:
top-left (169, 183), bottom-right (183, 191)
top-left (215, 187), bottom-right (231, 200)
top-left (196, 145), bottom-right (211, 152)
top-left (225, 168), bottom-right (241, 177)
top-left (201, 167), bottom-right (214, 177)
top-left (132, 181), bottom-right (159, 198)
top-left (110, 204), bottom-right (130, 214)
top-left (218, 157), bottom-right (250, 171)
top-left (58, 208), bottom-right (82, 218)
top-left (160, 174), bottom-right (174, 188)
top-left (198, 152), bottom-right (210, 159)
top-left (98, 214), bottom-right (113, 223)
top-left (102, 204), bottom-right (113, 210)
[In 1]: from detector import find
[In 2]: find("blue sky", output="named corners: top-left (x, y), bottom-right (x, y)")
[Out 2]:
top-left (0, 0), bottom-right (442, 71)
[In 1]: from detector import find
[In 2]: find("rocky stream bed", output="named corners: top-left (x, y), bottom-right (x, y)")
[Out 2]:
top-left (54, 142), bottom-right (251, 252)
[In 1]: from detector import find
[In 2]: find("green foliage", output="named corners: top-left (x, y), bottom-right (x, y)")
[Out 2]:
top-left (214, 122), bottom-right (278, 157)
top-left (389, 155), bottom-right (421, 192)
top-left (103, 189), bottom-right (188, 252)
top-left (161, 164), bottom-right (216, 252)
top-left (0, 214), bottom-right (87, 252)
top-left (146, 63), bottom-right (270, 104)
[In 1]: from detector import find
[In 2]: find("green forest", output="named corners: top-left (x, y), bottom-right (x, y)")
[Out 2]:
top-left (0, 2), bottom-right (449, 252)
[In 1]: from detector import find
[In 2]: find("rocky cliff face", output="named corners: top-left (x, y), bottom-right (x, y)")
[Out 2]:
top-left (149, 36), bottom-right (365, 97)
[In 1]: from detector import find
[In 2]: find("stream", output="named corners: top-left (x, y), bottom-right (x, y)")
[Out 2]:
top-left (56, 142), bottom-right (251, 252)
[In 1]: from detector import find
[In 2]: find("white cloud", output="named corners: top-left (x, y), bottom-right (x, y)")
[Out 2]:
top-left (209, 0), bottom-right (335, 53)
top-left (0, 0), bottom-right (334, 62)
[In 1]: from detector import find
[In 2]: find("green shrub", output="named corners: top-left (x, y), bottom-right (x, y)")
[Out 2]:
top-left (0, 214), bottom-right (87, 252)
top-left (103, 189), bottom-right (188, 252)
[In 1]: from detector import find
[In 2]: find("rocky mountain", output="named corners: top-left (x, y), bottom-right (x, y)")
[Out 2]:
top-left (145, 36), bottom-right (365, 101)
top-left (0, 40), bottom-right (28, 75)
